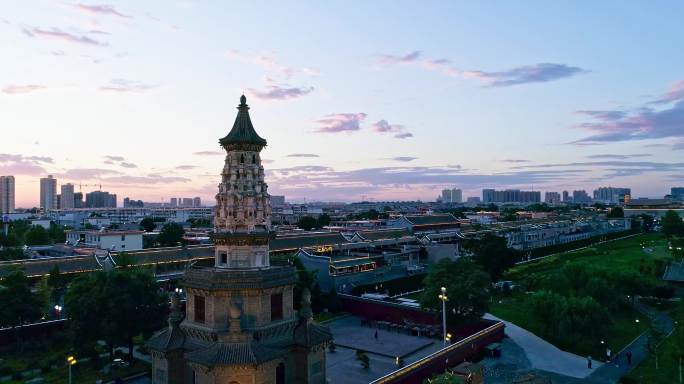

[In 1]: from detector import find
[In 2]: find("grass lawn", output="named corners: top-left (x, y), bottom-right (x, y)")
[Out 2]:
top-left (489, 233), bottom-right (673, 359)
top-left (490, 292), bottom-right (648, 359)
top-left (507, 233), bottom-right (671, 281)
top-left (625, 301), bottom-right (684, 383)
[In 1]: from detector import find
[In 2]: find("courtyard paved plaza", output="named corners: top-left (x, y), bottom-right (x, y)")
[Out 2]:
top-left (325, 315), bottom-right (443, 384)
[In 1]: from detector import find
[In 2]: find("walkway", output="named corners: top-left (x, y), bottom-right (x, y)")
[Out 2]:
top-left (483, 313), bottom-right (602, 379)
top-left (587, 299), bottom-right (674, 383)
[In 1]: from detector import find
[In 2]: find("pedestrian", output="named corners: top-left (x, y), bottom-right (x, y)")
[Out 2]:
top-left (606, 347), bottom-right (612, 362)
top-left (627, 350), bottom-right (632, 365)
top-left (587, 356), bottom-right (592, 369)
top-left (374, 329), bottom-right (378, 342)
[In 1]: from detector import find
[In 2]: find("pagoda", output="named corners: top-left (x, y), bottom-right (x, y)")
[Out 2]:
top-left (147, 95), bottom-right (332, 384)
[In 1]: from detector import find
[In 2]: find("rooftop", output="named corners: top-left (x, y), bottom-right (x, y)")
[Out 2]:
top-left (219, 95), bottom-right (267, 148)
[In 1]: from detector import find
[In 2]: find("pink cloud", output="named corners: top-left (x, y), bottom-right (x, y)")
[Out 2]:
top-left (372, 120), bottom-right (413, 139)
top-left (2, 84), bottom-right (47, 94)
top-left (247, 85), bottom-right (314, 100)
top-left (22, 27), bottom-right (108, 46)
top-left (315, 113), bottom-right (367, 133)
top-left (377, 51), bottom-right (421, 66)
top-left (70, 3), bottom-right (131, 19)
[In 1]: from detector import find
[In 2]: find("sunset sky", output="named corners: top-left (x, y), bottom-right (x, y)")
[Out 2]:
top-left (2, 1), bottom-right (684, 207)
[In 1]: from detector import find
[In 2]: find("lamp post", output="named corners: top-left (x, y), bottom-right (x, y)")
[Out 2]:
top-left (438, 287), bottom-right (448, 346)
top-left (54, 305), bottom-right (62, 319)
top-left (66, 356), bottom-right (77, 384)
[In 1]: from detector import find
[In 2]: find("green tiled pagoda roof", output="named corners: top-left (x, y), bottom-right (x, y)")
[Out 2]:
top-left (219, 95), bottom-right (267, 147)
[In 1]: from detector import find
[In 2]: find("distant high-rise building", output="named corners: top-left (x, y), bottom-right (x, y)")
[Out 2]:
top-left (40, 175), bottom-right (57, 211)
top-left (123, 197), bottom-right (144, 208)
top-left (451, 188), bottom-right (462, 203)
top-left (593, 187), bottom-right (631, 204)
top-left (0, 176), bottom-right (15, 214)
top-left (56, 194), bottom-right (61, 209)
top-left (466, 196), bottom-right (481, 204)
top-left (440, 188), bottom-right (463, 203)
top-left (74, 192), bottom-right (84, 208)
top-left (562, 190), bottom-right (570, 202)
top-left (545, 192), bottom-right (561, 204)
top-left (170, 197), bottom-right (178, 207)
top-left (483, 189), bottom-right (495, 203)
top-left (482, 189), bottom-right (540, 203)
top-left (182, 197), bottom-right (193, 207)
top-left (193, 197), bottom-right (201, 207)
top-left (60, 183), bottom-right (75, 209)
top-left (85, 191), bottom-right (117, 208)
top-left (671, 187), bottom-right (684, 201)
top-left (572, 190), bottom-right (592, 203)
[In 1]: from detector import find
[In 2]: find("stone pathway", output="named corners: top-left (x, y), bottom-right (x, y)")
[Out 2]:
top-left (484, 313), bottom-right (602, 379)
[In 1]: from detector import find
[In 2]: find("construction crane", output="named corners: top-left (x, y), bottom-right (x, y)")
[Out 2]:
top-left (78, 183), bottom-right (102, 191)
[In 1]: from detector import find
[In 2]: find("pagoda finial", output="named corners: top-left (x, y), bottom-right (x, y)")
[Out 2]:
top-left (239, 94), bottom-right (247, 107)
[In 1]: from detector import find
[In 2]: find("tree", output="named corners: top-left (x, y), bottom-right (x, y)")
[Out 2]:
top-left (356, 350), bottom-right (370, 369)
top-left (47, 265), bottom-right (68, 303)
top-left (0, 270), bottom-right (44, 328)
top-left (48, 223), bottom-right (66, 243)
top-left (292, 254), bottom-right (317, 310)
top-left (662, 210), bottom-right (684, 238)
top-left (139, 217), bottom-right (156, 232)
top-left (316, 214), bottom-right (331, 228)
top-left (65, 269), bottom-right (166, 360)
top-left (156, 222), bottom-right (185, 247)
top-left (24, 225), bottom-right (51, 245)
top-left (466, 234), bottom-right (519, 281)
top-left (607, 207), bottom-right (625, 218)
top-left (297, 216), bottom-right (318, 231)
top-left (420, 258), bottom-right (491, 326)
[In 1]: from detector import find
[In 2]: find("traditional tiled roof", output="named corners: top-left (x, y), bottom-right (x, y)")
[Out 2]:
top-left (219, 95), bottom-right (267, 148)
top-left (271, 232), bottom-right (350, 251)
top-left (404, 214), bottom-right (459, 226)
top-left (185, 341), bottom-right (283, 366)
top-left (293, 321), bottom-right (333, 348)
top-left (0, 255), bottom-right (101, 278)
top-left (355, 228), bottom-right (412, 241)
top-left (146, 326), bottom-right (187, 351)
top-left (183, 265), bottom-right (297, 290)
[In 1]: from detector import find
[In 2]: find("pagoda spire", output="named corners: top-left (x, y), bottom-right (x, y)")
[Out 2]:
top-left (219, 95), bottom-right (267, 149)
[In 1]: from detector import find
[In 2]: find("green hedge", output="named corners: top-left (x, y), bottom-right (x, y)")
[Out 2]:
top-left (525, 229), bottom-right (638, 259)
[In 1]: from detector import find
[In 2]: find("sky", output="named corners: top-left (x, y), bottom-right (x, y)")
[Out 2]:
top-left (2, 1), bottom-right (684, 207)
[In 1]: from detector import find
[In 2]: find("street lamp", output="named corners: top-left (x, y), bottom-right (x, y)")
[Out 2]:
top-left (438, 287), bottom-right (448, 346)
top-left (446, 333), bottom-right (452, 344)
top-left (66, 356), bottom-right (77, 384)
top-left (54, 305), bottom-right (62, 319)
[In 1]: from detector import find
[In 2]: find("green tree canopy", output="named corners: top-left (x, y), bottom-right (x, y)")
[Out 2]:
top-left (24, 225), bottom-right (51, 245)
top-left (466, 234), bottom-right (519, 281)
top-left (0, 270), bottom-right (44, 327)
top-left (316, 213), bottom-right (331, 228)
top-left (420, 258), bottom-right (491, 327)
top-left (662, 210), bottom-right (684, 238)
top-left (139, 217), bottom-right (156, 232)
top-left (65, 269), bottom-right (166, 359)
top-left (156, 222), bottom-right (185, 247)
top-left (297, 216), bottom-right (318, 231)
top-left (48, 223), bottom-right (66, 243)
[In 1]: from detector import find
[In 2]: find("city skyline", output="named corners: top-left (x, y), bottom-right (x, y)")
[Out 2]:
top-left (3, 1), bottom-right (684, 207)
